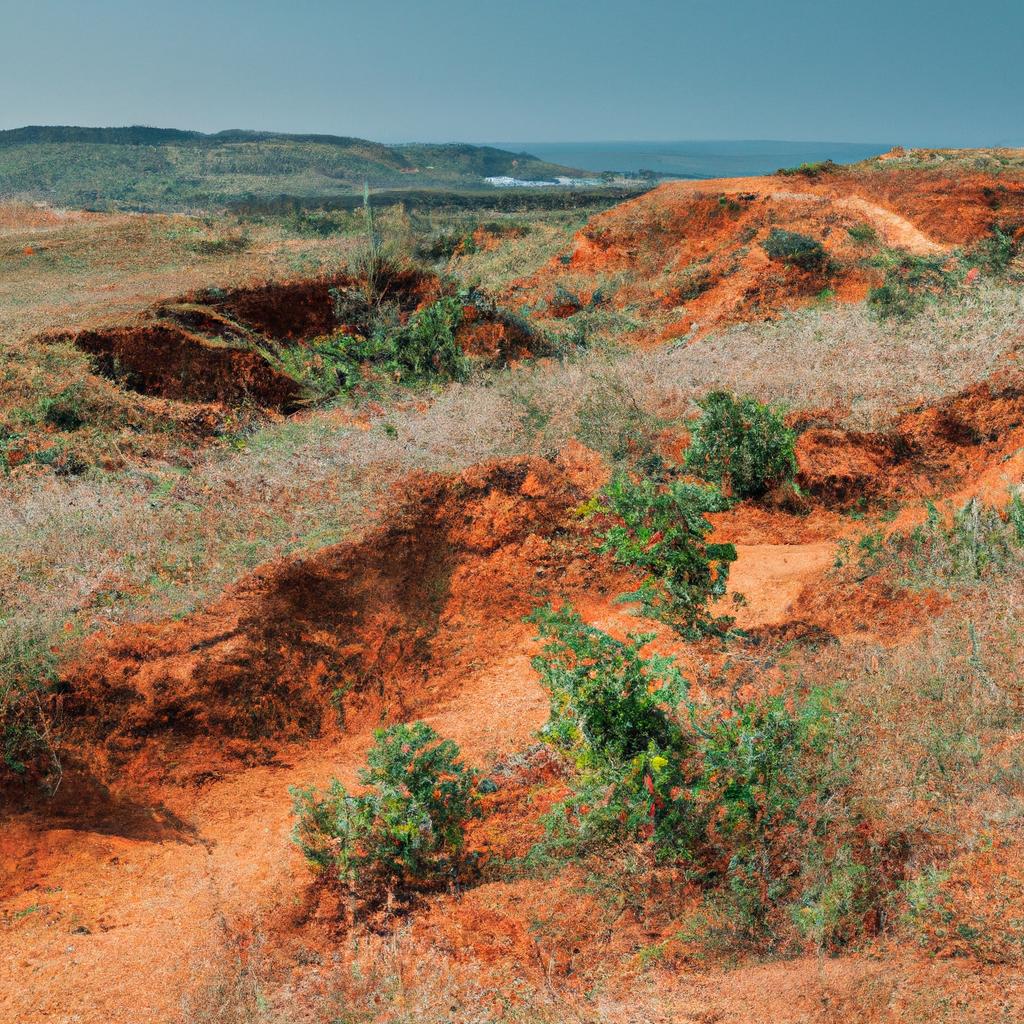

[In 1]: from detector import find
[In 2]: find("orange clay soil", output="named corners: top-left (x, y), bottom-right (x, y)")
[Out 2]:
top-left (45, 268), bottom-right (542, 413)
top-left (507, 167), bottom-right (1024, 343)
top-left (6, 357), bottom-right (1024, 1021)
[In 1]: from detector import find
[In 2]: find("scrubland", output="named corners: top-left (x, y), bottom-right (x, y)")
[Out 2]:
top-left (3, 152), bottom-right (1024, 1023)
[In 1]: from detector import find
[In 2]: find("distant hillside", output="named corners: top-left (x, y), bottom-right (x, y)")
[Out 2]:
top-left (0, 126), bottom-right (586, 209)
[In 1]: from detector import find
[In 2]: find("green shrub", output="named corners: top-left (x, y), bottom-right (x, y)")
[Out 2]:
top-left (383, 294), bottom-right (469, 384)
top-left (527, 603), bottom-right (697, 856)
top-left (684, 391), bottom-right (797, 500)
top-left (1, 633), bottom-right (61, 780)
top-left (775, 160), bottom-right (837, 179)
top-left (762, 229), bottom-right (829, 271)
top-left (597, 473), bottom-right (737, 638)
top-left (290, 722), bottom-right (478, 907)
top-left (265, 295), bottom-right (470, 404)
top-left (693, 688), bottom-right (843, 941)
top-left (526, 605), bottom-right (875, 948)
top-left (528, 603), bottom-right (688, 765)
top-left (846, 223), bottom-right (878, 245)
top-left (965, 225), bottom-right (1021, 276)
top-left (38, 385), bottom-right (87, 431)
top-left (867, 249), bottom-right (957, 320)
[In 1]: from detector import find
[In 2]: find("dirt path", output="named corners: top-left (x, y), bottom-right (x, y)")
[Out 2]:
top-left (727, 541), bottom-right (837, 628)
top-left (655, 176), bottom-right (945, 256)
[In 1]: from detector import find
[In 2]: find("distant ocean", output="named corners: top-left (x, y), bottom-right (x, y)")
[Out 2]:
top-left (489, 140), bottom-right (891, 179)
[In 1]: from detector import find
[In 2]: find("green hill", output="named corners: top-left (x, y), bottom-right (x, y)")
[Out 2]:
top-left (0, 126), bottom-right (586, 209)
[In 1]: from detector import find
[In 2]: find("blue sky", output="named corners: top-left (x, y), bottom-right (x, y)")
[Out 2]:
top-left (2, 0), bottom-right (1021, 145)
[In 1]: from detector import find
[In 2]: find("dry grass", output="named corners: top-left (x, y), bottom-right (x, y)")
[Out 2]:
top-left (448, 211), bottom-right (591, 292)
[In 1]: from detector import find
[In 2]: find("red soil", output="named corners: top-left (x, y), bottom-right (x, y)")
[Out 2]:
top-left (0, 430), bottom-right (1013, 1020)
top-left (7, 171), bottom-right (1024, 1021)
top-left (69, 321), bottom-right (306, 410)
top-left (53, 269), bottom-right (544, 413)
top-left (508, 168), bottom-right (1022, 343)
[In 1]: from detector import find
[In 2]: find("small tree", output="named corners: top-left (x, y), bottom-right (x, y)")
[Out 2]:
top-left (290, 722), bottom-right (478, 916)
top-left (684, 391), bottom-right (797, 500)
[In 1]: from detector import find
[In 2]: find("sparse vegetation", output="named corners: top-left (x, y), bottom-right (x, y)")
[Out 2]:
top-left (867, 248), bottom-right (958, 319)
top-left (761, 228), bottom-right (829, 271)
top-left (837, 493), bottom-right (1024, 587)
top-left (7, 154), bottom-right (1024, 1020)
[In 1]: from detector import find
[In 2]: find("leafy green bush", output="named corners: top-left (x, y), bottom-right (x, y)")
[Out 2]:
top-left (775, 159), bottom-right (837, 179)
top-left (693, 688), bottom-right (845, 942)
top-left (527, 603), bottom-right (697, 855)
top-left (965, 225), bottom-right (1021, 276)
top-left (528, 603), bottom-right (688, 765)
top-left (526, 605), bottom-right (876, 948)
top-left (762, 229), bottom-right (829, 271)
top-left (38, 385), bottom-right (87, 431)
top-left (290, 723), bottom-right (478, 908)
top-left (265, 295), bottom-right (470, 404)
top-left (384, 295), bottom-right (470, 384)
top-left (597, 473), bottom-right (737, 638)
top-left (1, 633), bottom-right (61, 780)
top-left (846, 222), bottom-right (878, 245)
top-left (684, 391), bottom-right (798, 500)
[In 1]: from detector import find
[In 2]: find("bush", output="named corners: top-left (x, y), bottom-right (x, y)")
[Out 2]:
top-left (867, 249), bottom-right (957, 320)
top-left (597, 473), bottom-right (737, 638)
top-left (693, 688), bottom-right (846, 943)
top-left (684, 391), bottom-right (797, 500)
top-left (290, 722), bottom-right (478, 909)
top-left (762, 228), bottom-right (829, 271)
top-left (265, 295), bottom-right (470, 404)
top-left (526, 605), bottom-right (877, 948)
top-left (527, 603), bottom-right (697, 855)
top-left (38, 385), bottom-right (87, 431)
top-left (528, 603), bottom-right (688, 765)
top-left (846, 223), bottom-right (878, 245)
top-left (1, 633), bottom-right (61, 781)
top-left (775, 160), bottom-right (837, 179)
top-left (965, 225), bottom-right (1021, 276)
top-left (383, 294), bottom-right (470, 384)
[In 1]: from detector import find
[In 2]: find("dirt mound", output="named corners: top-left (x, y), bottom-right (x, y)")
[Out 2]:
top-left (198, 267), bottom-right (440, 340)
top-left (827, 168), bottom-right (1024, 245)
top-left (794, 363), bottom-right (1024, 505)
top-left (508, 168), bottom-right (1019, 343)
top-left (55, 269), bottom-right (543, 412)
top-left (57, 457), bottom-right (587, 783)
top-left (70, 321), bottom-right (306, 410)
